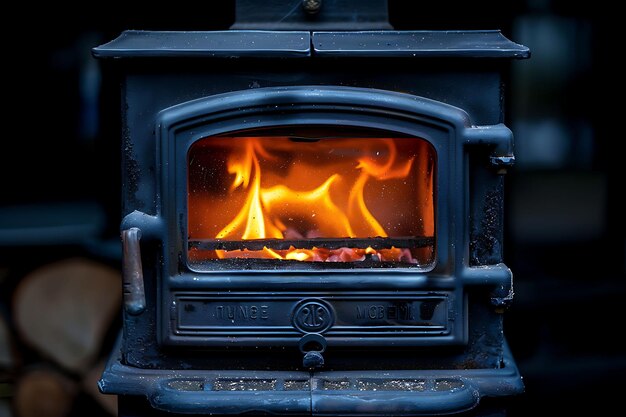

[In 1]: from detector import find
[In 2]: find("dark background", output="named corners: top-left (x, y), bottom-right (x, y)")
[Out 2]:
top-left (0, 1), bottom-right (623, 416)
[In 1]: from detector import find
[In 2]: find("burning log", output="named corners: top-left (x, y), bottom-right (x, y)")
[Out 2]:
top-left (12, 259), bottom-right (121, 373)
top-left (192, 245), bottom-right (420, 264)
top-left (327, 247), bottom-right (366, 262)
top-left (189, 234), bottom-right (428, 263)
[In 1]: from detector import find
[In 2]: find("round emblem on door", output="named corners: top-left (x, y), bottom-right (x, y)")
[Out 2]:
top-left (292, 300), bottom-right (334, 333)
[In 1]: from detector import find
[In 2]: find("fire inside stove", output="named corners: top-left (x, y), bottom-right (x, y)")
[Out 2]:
top-left (187, 130), bottom-right (435, 268)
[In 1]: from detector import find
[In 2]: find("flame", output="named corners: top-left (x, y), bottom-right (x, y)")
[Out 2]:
top-left (189, 135), bottom-right (434, 264)
top-left (348, 140), bottom-right (415, 238)
top-left (216, 139), bottom-right (282, 240)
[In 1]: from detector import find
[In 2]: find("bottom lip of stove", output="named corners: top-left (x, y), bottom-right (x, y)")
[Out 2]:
top-left (99, 336), bottom-right (523, 415)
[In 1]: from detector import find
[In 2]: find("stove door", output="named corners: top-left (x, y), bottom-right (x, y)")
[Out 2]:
top-left (120, 86), bottom-right (513, 355)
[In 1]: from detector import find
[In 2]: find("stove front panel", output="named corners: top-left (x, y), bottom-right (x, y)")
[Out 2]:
top-left (142, 86), bottom-right (513, 350)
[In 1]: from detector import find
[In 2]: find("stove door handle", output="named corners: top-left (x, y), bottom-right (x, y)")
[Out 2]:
top-left (121, 227), bottom-right (146, 315)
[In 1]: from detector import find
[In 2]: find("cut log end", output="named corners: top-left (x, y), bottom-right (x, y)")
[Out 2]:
top-left (12, 258), bottom-right (122, 374)
top-left (14, 368), bottom-right (77, 417)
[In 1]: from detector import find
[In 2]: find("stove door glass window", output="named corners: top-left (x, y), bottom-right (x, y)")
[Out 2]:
top-left (187, 128), bottom-right (436, 269)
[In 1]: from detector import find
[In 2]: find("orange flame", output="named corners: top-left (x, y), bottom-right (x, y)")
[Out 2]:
top-left (348, 140), bottom-right (415, 238)
top-left (216, 139), bottom-right (282, 240)
top-left (188, 135), bottom-right (434, 264)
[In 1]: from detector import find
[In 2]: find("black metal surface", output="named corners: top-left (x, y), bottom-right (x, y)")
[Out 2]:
top-left (171, 293), bottom-right (450, 344)
top-left (232, 0), bottom-right (392, 30)
top-left (116, 396), bottom-right (511, 417)
top-left (189, 236), bottom-right (434, 251)
top-left (93, 29), bottom-right (528, 60)
top-left (470, 150), bottom-right (505, 267)
top-left (101, 336), bottom-right (523, 415)
top-left (114, 84), bottom-right (514, 357)
top-left (94, 22), bottom-right (528, 415)
top-left (313, 30), bottom-right (530, 58)
top-left (93, 30), bottom-right (311, 59)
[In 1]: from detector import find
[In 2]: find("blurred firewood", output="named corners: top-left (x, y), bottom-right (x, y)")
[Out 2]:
top-left (14, 368), bottom-right (77, 417)
top-left (12, 259), bottom-right (121, 374)
top-left (82, 361), bottom-right (116, 416)
top-left (0, 315), bottom-right (14, 369)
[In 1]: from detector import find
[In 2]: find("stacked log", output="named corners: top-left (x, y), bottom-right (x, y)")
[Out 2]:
top-left (0, 258), bottom-right (121, 417)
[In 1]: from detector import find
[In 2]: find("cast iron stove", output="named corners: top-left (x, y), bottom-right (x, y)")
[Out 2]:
top-left (94, 1), bottom-right (530, 415)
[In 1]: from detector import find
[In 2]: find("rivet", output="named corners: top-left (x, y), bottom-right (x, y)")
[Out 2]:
top-left (302, 0), bottom-right (322, 15)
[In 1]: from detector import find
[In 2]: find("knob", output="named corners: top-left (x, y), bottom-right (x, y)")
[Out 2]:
top-left (299, 333), bottom-right (327, 370)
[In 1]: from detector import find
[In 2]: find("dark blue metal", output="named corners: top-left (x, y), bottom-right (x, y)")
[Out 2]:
top-left (95, 20), bottom-right (528, 416)
top-left (92, 30), bottom-right (529, 60)
top-left (140, 86), bottom-right (510, 350)
top-left (93, 30), bottom-right (311, 59)
top-left (313, 30), bottom-right (530, 58)
top-left (100, 336), bottom-right (523, 415)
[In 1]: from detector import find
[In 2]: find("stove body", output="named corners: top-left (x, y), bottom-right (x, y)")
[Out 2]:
top-left (95, 2), bottom-right (529, 415)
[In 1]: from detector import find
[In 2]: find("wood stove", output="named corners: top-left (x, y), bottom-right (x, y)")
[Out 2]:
top-left (94, 1), bottom-right (529, 415)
